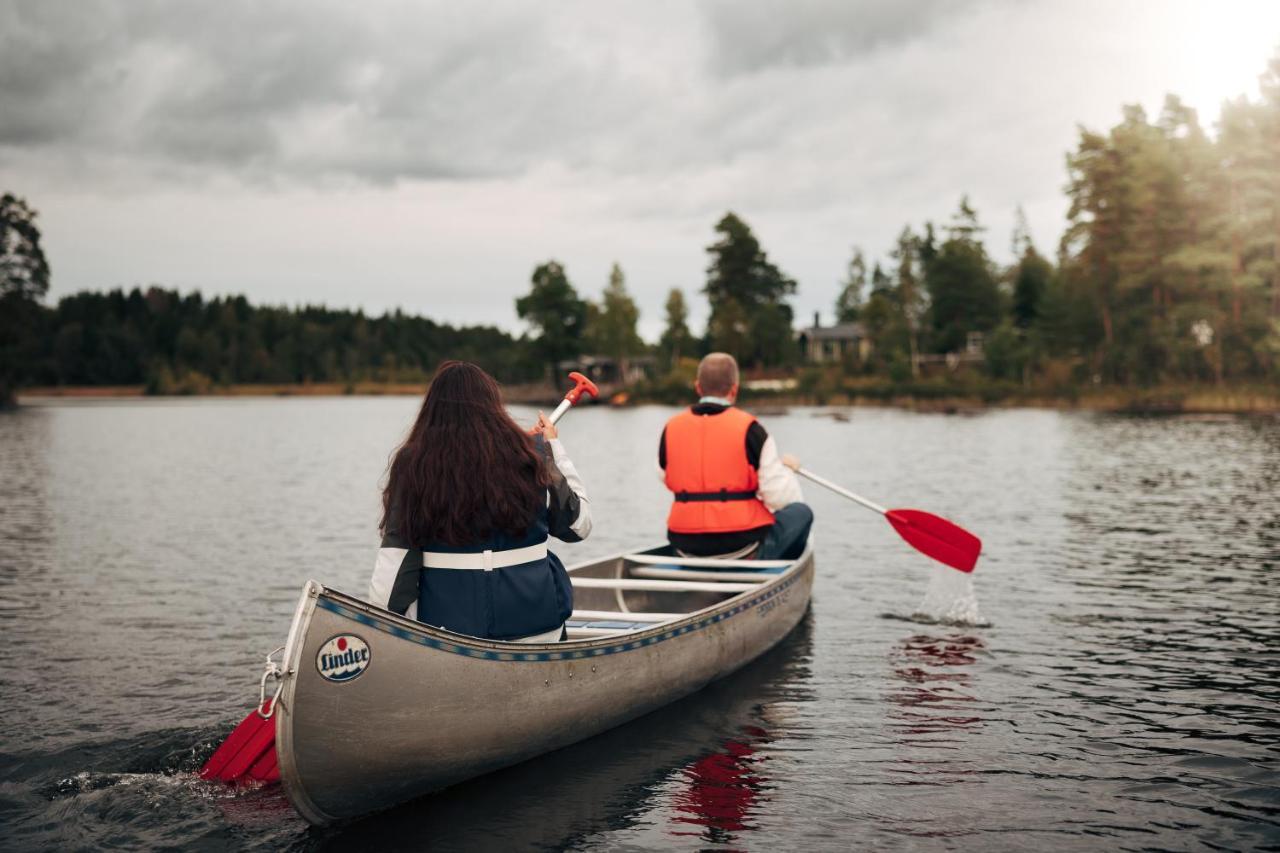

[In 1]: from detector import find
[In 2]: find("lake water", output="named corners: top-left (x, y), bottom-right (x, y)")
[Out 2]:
top-left (1, 398), bottom-right (1277, 851)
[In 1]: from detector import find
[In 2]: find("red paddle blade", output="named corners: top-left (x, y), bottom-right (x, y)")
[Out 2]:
top-left (200, 707), bottom-right (278, 784)
top-left (246, 743), bottom-right (281, 783)
top-left (886, 508), bottom-right (982, 573)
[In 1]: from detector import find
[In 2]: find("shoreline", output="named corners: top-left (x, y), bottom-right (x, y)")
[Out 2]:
top-left (15, 383), bottom-right (1280, 414)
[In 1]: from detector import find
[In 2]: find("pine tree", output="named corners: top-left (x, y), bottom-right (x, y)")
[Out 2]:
top-left (925, 198), bottom-right (1001, 354)
top-left (1010, 211), bottom-right (1053, 329)
top-left (0, 194), bottom-right (50, 302)
top-left (704, 212), bottom-right (797, 367)
top-left (658, 288), bottom-right (696, 369)
top-left (891, 227), bottom-right (924, 374)
top-left (586, 263), bottom-right (644, 370)
top-left (835, 247), bottom-right (867, 323)
top-left (0, 193), bottom-right (51, 406)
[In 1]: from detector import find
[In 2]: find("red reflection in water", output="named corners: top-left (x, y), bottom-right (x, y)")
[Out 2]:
top-left (670, 724), bottom-right (770, 846)
top-left (887, 635), bottom-right (985, 739)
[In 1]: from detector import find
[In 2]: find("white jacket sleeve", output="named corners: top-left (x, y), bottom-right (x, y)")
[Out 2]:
top-left (546, 438), bottom-right (592, 540)
top-left (369, 539), bottom-right (422, 619)
top-left (756, 435), bottom-right (804, 511)
top-left (369, 547), bottom-right (406, 609)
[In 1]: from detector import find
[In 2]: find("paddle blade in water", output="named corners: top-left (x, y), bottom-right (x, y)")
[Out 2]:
top-left (200, 707), bottom-right (278, 784)
top-left (886, 508), bottom-right (982, 573)
top-left (246, 744), bottom-right (281, 783)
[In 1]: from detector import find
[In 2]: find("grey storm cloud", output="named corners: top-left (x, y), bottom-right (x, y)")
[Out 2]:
top-left (0, 0), bottom-right (981, 186)
top-left (701, 0), bottom-right (964, 76)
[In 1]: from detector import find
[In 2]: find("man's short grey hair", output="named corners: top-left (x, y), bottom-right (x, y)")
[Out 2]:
top-left (697, 353), bottom-right (739, 397)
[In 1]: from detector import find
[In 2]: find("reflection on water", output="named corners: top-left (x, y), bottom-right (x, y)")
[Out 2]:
top-left (1, 401), bottom-right (1278, 851)
top-left (885, 630), bottom-right (983, 737)
top-left (885, 634), bottom-right (985, 795)
top-left (670, 725), bottom-right (771, 844)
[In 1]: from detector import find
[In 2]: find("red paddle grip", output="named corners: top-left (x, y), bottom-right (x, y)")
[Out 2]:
top-left (564, 371), bottom-right (599, 404)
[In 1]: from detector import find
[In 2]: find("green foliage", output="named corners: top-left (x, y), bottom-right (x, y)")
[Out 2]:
top-left (630, 358), bottom-right (698, 404)
top-left (584, 263), bottom-right (645, 362)
top-left (0, 194), bottom-right (49, 302)
top-left (657, 288), bottom-right (697, 370)
top-left (982, 323), bottom-right (1028, 381)
top-left (796, 366), bottom-right (842, 404)
top-left (1012, 247), bottom-right (1052, 329)
top-left (5, 286), bottom-right (542, 392)
top-left (0, 193), bottom-right (51, 405)
top-left (704, 212), bottom-right (797, 367)
top-left (515, 260), bottom-right (587, 377)
top-left (925, 199), bottom-right (1002, 353)
top-left (891, 227), bottom-right (925, 373)
top-left (1059, 66), bottom-right (1280, 384)
top-left (835, 248), bottom-right (867, 322)
top-left (858, 256), bottom-right (913, 376)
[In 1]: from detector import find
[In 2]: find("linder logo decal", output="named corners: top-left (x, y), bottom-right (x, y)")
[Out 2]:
top-left (316, 634), bottom-right (371, 682)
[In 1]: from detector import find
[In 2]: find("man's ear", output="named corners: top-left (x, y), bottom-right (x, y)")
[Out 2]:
top-left (727, 382), bottom-right (739, 402)
top-left (694, 380), bottom-right (703, 397)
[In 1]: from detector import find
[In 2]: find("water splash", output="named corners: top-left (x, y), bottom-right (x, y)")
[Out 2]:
top-left (912, 565), bottom-right (988, 626)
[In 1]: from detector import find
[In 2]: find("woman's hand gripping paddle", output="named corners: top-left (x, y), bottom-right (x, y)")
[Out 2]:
top-left (788, 462), bottom-right (982, 573)
top-left (200, 372), bottom-right (600, 786)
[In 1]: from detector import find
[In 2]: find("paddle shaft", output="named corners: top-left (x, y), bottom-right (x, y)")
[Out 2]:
top-left (548, 398), bottom-right (573, 424)
top-left (796, 466), bottom-right (888, 515)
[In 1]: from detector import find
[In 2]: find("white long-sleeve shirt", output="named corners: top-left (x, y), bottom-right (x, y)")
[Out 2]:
top-left (754, 434), bottom-right (804, 510)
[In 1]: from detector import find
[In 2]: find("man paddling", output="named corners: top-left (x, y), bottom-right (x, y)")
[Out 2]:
top-left (659, 353), bottom-right (813, 560)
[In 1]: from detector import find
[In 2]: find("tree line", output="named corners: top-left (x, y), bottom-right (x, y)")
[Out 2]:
top-left (0, 274), bottom-right (543, 399)
top-left (2, 52), bottom-right (1277, 403)
top-left (520, 52), bottom-right (1280, 388)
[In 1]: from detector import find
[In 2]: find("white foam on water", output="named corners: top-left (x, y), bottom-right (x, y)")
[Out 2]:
top-left (54, 770), bottom-right (248, 801)
top-left (912, 564), bottom-right (988, 626)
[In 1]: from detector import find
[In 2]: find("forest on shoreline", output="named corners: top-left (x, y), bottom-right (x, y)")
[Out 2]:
top-left (3, 53), bottom-right (1278, 409)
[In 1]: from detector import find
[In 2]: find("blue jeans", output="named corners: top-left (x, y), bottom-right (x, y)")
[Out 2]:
top-left (757, 503), bottom-right (814, 560)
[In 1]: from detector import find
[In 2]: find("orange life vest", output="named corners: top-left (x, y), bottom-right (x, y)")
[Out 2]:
top-left (664, 406), bottom-right (776, 534)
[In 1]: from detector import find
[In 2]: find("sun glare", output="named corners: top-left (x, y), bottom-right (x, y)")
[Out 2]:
top-left (1172, 0), bottom-right (1280, 121)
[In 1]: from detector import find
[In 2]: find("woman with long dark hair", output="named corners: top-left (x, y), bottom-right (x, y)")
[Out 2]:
top-left (368, 361), bottom-right (590, 642)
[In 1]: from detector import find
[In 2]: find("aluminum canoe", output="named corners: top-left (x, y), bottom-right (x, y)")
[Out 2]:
top-left (274, 541), bottom-right (815, 825)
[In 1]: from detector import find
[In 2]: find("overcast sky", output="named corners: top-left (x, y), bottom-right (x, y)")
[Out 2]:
top-left (3, 0), bottom-right (1278, 339)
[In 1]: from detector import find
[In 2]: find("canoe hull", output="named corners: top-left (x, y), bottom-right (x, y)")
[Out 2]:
top-left (276, 545), bottom-right (814, 825)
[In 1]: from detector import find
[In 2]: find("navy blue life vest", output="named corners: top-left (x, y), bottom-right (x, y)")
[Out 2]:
top-left (417, 504), bottom-right (573, 641)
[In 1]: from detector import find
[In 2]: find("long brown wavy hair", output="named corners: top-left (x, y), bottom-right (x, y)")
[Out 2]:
top-left (381, 361), bottom-right (550, 547)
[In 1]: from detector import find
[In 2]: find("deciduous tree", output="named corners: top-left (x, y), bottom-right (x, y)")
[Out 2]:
top-left (515, 260), bottom-right (588, 380)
